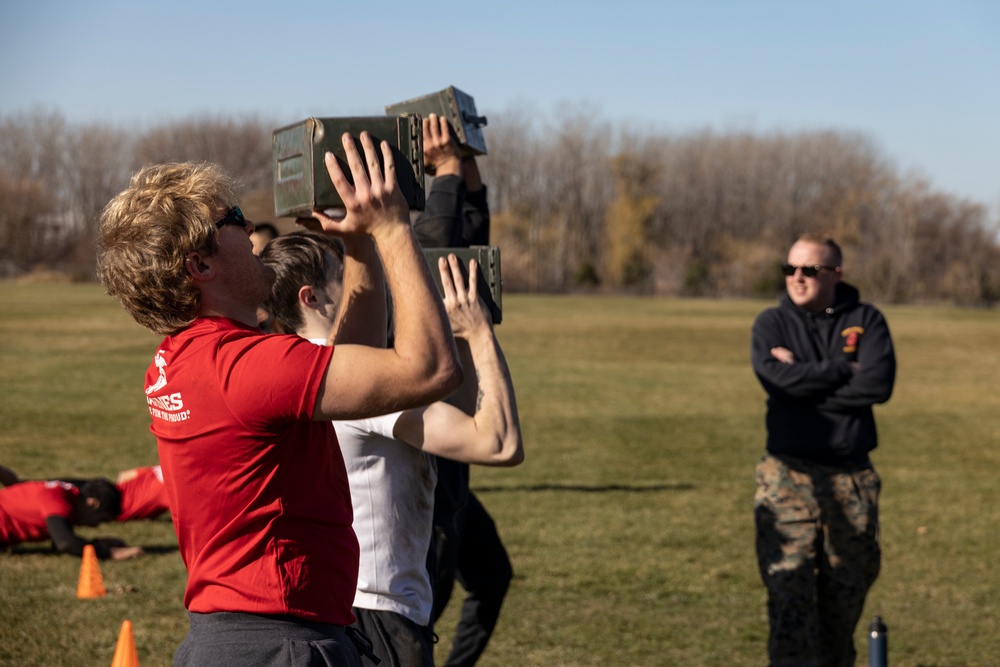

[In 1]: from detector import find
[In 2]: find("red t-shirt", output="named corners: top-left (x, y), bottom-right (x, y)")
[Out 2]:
top-left (0, 481), bottom-right (78, 546)
top-left (117, 465), bottom-right (170, 521)
top-left (145, 316), bottom-right (358, 625)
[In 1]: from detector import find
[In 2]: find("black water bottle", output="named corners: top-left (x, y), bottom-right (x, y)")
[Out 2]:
top-left (868, 616), bottom-right (888, 667)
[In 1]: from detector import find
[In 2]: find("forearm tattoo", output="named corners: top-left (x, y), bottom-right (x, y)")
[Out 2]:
top-left (476, 369), bottom-right (484, 412)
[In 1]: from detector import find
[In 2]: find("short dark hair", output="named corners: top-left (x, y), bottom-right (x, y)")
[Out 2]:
top-left (252, 223), bottom-right (280, 241)
top-left (79, 478), bottom-right (123, 519)
top-left (260, 231), bottom-right (345, 334)
top-left (795, 233), bottom-right (843, 267)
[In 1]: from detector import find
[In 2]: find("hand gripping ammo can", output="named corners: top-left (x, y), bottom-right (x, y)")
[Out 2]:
top-left (272, 115), bottom-right (425, 218)
top-left (385, 86), bottom-right (488, 157)
top-left (423, 246), bottom-right (502, 325)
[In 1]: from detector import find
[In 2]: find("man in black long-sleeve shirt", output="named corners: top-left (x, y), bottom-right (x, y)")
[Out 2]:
top-left (412, 118), bottom-right (489, 250)
top-left (750, 234), bottom-right (896, 667)
top-left (415, 114), bottom-right (509, 667)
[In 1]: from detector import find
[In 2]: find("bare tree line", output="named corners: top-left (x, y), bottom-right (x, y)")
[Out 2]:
top-left (0, 110), bottom-right (272, 280)
top-left (482, 110), bottom-right (1000, 304)
top-left (2, 108), bottom-right (998, 304)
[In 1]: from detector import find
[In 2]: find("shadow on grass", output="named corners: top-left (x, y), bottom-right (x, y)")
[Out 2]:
top-left (4, 542), bottom-right (179, 556)
top-left (139, 543), bottom-right (180, 555)
top-left (475, 482), bottom-right (695, 493)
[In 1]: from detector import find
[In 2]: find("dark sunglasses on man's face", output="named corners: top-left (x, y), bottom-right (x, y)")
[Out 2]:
top-left (781, 263), bottom-right (837, 278)
top-left (215, 206), bottom-right (250, 232)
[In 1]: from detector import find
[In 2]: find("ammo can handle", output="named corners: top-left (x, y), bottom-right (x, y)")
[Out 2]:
top-left (462, 112), bottom-right (488, 128)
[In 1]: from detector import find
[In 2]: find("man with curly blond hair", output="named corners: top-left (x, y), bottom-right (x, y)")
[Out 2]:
top-left (97, 133), bottom-right (462, 667)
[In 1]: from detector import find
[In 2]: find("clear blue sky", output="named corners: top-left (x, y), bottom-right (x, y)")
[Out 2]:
top-left (2, 0), bottom-right (998, 211)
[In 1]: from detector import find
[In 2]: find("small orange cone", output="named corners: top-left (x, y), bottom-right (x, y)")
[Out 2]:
top-left (110, 620), bottom-right (140, 667)
top-left (76, 543), bottom-right (106, 599)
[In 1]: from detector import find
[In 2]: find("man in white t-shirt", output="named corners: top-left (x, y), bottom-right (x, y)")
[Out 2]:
top-left (261, 227), bottom-right (523, 667)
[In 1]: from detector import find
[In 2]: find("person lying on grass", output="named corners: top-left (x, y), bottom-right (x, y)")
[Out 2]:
top-left (0, 477), bottom-right (144, 560)
top-left (1, 463), bottom-right (170, 522)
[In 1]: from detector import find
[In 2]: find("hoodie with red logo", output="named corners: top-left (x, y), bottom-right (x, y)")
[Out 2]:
top-left (751, 282), bottom-right (897, 466)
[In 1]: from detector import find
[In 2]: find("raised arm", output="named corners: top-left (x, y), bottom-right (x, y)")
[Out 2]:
top-left (327, 234), bottom-right (387, 348)
top-left (412, 114), bottom-right (466, 248)
top-left (393, 255), bottom-right (523, 466)
top-left (311, 132), bottom-right (461, 420)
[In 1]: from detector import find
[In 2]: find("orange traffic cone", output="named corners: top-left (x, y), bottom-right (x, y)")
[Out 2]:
top-left (110, 620), bottom-right (140, 667)
top-left (77, 543), bottom-right (106, 599)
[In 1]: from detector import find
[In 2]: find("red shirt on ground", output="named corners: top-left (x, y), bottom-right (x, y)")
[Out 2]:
top-left (0, 481), bottom-right (79, 546)
top-left (145, 317), bottom-right (358, 625)
top-left (117, 465), bottom-right (170, 521)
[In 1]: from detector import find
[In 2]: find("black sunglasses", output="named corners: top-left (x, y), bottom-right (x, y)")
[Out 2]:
top-left (215, 206), bottom-right (249, 232)
top-left (781, 263), bottom-right (837, 278)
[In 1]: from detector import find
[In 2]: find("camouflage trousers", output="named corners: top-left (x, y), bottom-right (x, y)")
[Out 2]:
top-left (754, 454), bottom-right (881, 667)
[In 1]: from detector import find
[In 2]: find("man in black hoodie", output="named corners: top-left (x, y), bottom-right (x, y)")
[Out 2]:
top-left (751, 234), bottom-right (896, 667)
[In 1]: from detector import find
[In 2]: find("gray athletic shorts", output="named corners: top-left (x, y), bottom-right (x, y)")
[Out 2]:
top-left (174, 611), bottom-right (364, 667)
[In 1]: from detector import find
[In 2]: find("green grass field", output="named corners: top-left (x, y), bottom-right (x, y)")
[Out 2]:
top-left (1, 283), bottom-right (998, 666)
